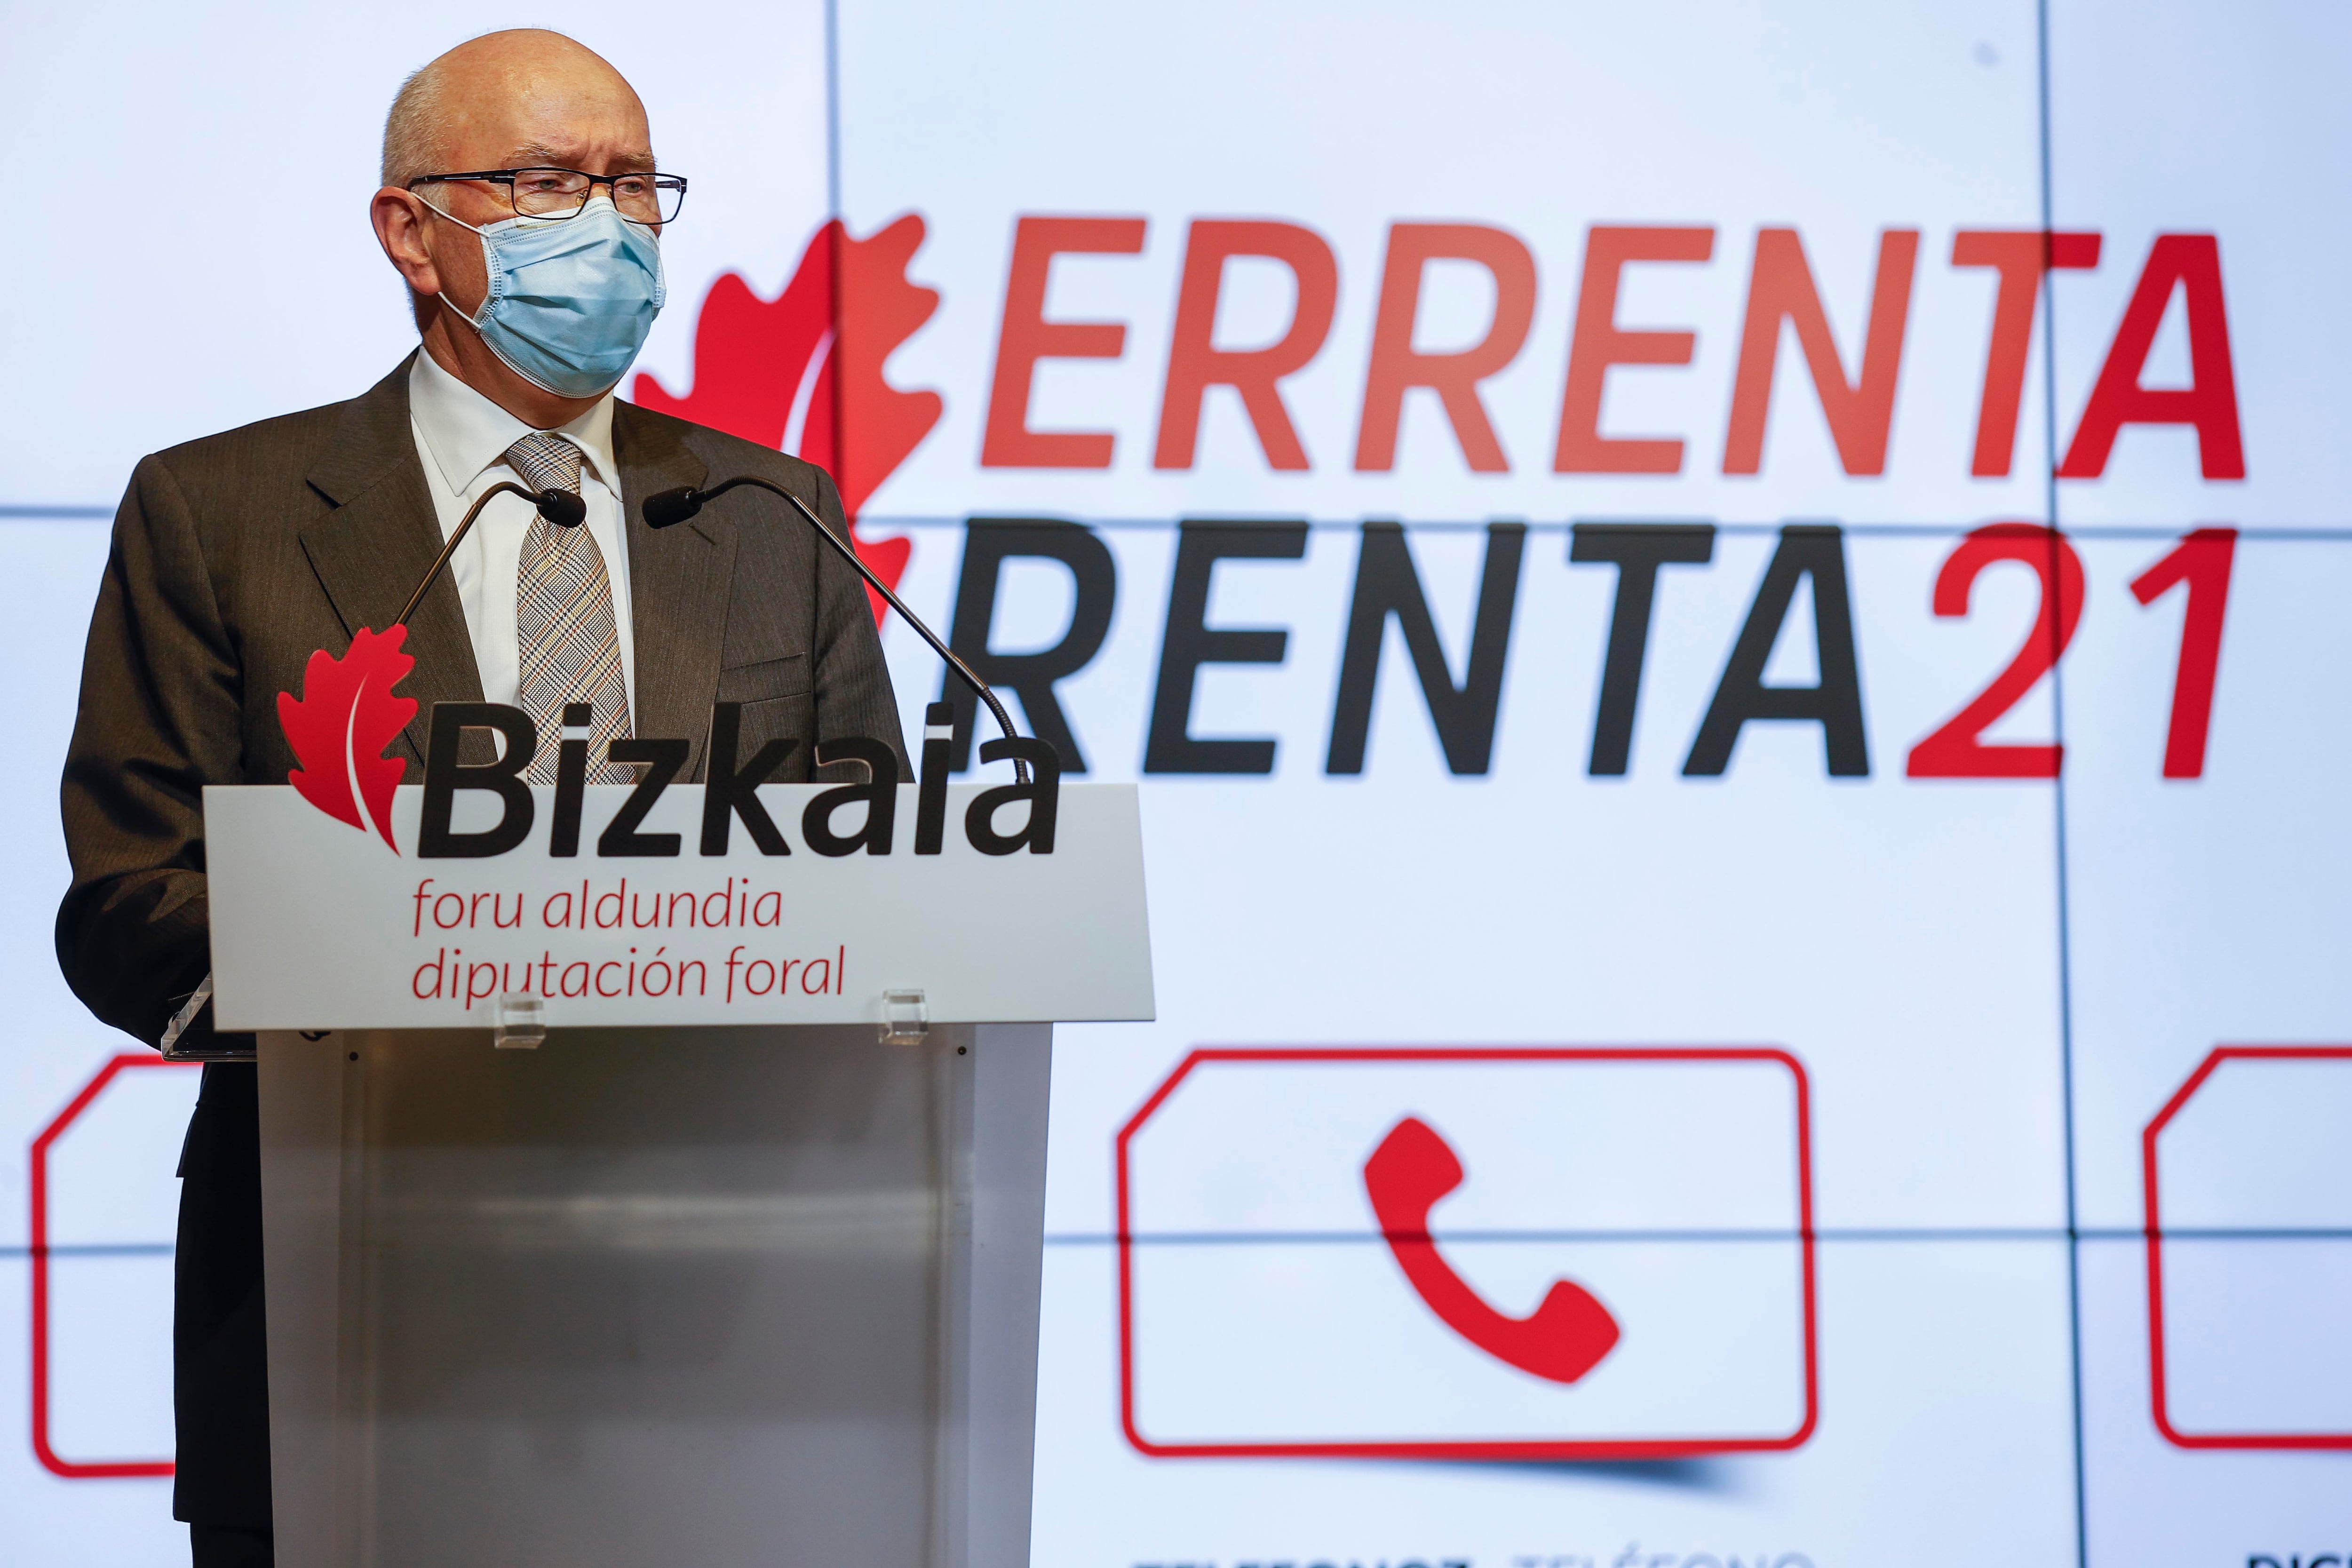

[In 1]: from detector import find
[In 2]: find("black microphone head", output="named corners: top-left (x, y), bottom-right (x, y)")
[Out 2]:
top-left (535, 489), bottom-right (588, 528)
top-left (642, 486), bottom-right (704, 530)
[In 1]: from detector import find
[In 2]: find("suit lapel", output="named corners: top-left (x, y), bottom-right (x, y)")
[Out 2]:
top-left (613, 402), bottom-right (726, 779)
top-left (300, 357), bottom-right (486, 769)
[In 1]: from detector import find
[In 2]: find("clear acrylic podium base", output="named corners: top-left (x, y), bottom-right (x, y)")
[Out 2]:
top-left (256, 1022), bottom-right (1049, 1568)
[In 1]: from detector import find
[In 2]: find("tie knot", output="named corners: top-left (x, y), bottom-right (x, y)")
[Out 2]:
top-left (505, 432), bottom-right (584, 496)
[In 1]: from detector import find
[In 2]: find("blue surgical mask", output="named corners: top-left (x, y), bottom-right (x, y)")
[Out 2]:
top-left (420, 193), bottom-right (666, 398)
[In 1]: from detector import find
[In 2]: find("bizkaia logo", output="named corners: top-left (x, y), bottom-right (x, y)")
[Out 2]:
top-left (277, 639), bottom-right (1061, 860)
top-left (279, 626), bottom-right (417, 852)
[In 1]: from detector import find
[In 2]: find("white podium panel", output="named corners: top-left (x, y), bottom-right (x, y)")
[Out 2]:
top-left (258, 1021), bottom-right (1051, 1568)
top-left (198, 715), bottom-right (1147, 1562)
top-left (207, 783), bottom-right (1153, 1030)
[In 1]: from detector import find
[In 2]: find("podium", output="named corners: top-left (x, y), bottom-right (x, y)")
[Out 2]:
top-left (203, 777), bottom-right (1153, 1568)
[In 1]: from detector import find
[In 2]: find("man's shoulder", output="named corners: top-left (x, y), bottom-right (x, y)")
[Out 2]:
top-left (141, 363), bottom-right (409, 502)
top-left (146, 399), bottom-right (347, 481)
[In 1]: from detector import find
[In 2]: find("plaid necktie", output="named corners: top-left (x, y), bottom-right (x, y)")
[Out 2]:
top-left (507, 432), bottom-right (633, 783)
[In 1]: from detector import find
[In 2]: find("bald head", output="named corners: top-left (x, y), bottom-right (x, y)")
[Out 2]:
top-left (381, 29), bottom-right (651, 190)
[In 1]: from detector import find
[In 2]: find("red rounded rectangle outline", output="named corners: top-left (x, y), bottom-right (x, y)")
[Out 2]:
top-left (1114, 1046), bottom-right (1818, 1461)
top-left (2142, 1043), bottom-right (2352, 1451)
top-left (28, 1051), bottom-right (196, 1480)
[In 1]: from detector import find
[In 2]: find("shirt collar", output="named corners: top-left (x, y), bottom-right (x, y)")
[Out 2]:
top-left (407, 347), bottom-right (620, 498)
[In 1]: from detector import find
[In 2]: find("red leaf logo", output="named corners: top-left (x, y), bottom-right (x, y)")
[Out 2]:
top-left (276, 624), bottom-right (417, 853)
top-left (634, 215), bottom-right (944, 623)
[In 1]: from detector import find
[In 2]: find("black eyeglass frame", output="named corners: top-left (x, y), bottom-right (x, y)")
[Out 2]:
top-left (405, 167), bottom-right (688, 224)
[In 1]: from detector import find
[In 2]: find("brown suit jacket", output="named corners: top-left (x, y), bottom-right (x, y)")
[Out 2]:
top-left (53, 357), bottom-right (910, 1527)
top-left (58, 355), bottom-right (910, 1050)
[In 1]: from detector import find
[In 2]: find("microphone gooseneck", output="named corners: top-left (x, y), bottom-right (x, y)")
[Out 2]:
top-left (644, 478), bottom-right (1032, 784)
top-left (397, 482), bottom-right (584, 629)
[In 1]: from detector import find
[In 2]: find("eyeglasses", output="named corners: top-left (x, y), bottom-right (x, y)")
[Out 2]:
top-left (408, 167), bottom-right (688, 226)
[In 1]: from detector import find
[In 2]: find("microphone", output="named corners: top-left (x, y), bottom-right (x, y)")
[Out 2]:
top-left (397, 481), bottom-right (584, 629)
top-left (645, 477), bottom-right (1033, 783)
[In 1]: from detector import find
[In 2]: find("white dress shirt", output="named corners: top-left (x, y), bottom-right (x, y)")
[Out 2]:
top-left (406, 350), bottom-right (637, 720)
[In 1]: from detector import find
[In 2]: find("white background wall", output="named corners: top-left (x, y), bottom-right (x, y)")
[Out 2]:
top-left (3, 2), bottom-right (2344, 1562)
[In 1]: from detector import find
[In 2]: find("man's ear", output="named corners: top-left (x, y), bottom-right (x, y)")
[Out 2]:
top-left (370, 188), bottom-right (443, 300)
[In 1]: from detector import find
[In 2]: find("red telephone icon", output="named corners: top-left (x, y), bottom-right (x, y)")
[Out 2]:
top-left (1363, 1115), bottom-right (1621, 1384)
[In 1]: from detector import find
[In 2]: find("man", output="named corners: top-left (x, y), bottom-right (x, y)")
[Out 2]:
top-left (55, 31), bottom-right (905, 1566)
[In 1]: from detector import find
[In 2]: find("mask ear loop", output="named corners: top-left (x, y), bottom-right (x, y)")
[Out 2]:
top-left (411, 188), bottom-right (489, 236)
top-left (411, 189), bottom-right (511, 346)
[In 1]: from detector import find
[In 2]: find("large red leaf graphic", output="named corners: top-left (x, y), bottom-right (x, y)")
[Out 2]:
top-left (276, 624), bottom-right (417, 853)
top-left (634, 215), bottom-right (942, 623)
